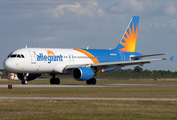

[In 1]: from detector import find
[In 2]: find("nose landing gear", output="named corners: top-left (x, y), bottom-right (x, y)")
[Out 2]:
top-left (21, 73), bottom-right (28, 85)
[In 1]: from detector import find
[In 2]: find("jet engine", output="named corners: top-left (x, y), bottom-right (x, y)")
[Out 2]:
top-left (17, 73), bottom-right (41, 81)
top-left (72, 67), bottom-right (94, 81)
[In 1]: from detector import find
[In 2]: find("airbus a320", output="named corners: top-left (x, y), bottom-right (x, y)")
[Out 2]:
top-left (3, 16), bottom-right (173, 85)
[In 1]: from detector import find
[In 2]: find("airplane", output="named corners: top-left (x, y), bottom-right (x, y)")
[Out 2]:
top-left (3, 16), bottom-right (173, 85)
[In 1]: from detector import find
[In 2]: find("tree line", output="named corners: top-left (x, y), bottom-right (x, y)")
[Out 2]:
top-left (98, 66), bottom-right (177, 79)
top-left (1, 66), bottom-right (177, 79)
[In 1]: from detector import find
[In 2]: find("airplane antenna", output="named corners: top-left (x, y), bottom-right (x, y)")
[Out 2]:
top-left (87, 46), bottom-right (89, 50)
top-left (25, 45), bottom-right (28, 48)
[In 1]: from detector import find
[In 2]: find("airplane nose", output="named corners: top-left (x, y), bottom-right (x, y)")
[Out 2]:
top-left (3, 59), bottom-right (9, 70)
top-left (3, 59), bottom-right (14, 71)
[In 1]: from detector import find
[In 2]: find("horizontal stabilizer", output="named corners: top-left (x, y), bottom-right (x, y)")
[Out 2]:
top-left (131, 53), bottom-right (167, 59)
top-left (170, 56), bottom-right (174, 62)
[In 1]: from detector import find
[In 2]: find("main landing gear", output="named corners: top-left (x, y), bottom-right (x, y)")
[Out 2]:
top-left (50, 78), bottom-right (60, 84)
top-left (86, 78), bottom-right (96, 85)
top-left (50, 74), bottom-right (60, 85)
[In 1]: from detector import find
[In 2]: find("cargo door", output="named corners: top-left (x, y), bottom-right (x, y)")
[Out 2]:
top-left (68, 54), bottom-right (75, 64)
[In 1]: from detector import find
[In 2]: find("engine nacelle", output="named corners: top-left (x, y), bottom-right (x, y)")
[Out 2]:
top-left (17, 73), bottom-right (41, 81)
top-left (72, 67), bottom-right (94, 81)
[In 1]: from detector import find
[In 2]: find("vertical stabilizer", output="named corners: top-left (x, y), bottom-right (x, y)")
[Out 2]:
top-left (114, 16), bottom-right (139, 52)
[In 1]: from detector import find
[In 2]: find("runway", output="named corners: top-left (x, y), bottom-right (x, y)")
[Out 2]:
top-left (1, 84), bottom-right (177, 88)
top-left (0, 97), bottom-right (177, 101)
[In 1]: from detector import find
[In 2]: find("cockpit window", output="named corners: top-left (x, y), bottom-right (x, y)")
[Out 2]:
top-left (11, 54), bottom-right (17, 58)
top-left (9, 54), bottom-right (25, 58)
top-left (21, 55), bottom-right (24, 58)
top-left (17, 54), bottom-right (21, 58)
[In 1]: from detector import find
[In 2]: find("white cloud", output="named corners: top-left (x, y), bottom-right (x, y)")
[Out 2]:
top-left (108, 0), bottom-right (154, 13)
top-left (169, 19), bottom-right (177, 32)
top-left (1, 0), bottom-right (177, 71)
top-left (0, 0), bottom-right (86, 20)
top-left (108, 0), bottom-right (177, 16)
top-left (164, 1), bottom-right (177, 15)
top-left (109, 0), bottom-right (145, 13)
top-left (48, 0), bottom-right (104, 19)
top-left (170, 19), bottom-right (177, 27)
top-left (141, 19), bottom-right (177, 34)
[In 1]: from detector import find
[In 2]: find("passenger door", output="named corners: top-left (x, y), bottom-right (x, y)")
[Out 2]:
top-left (29, 50), bottom-right (36, 64)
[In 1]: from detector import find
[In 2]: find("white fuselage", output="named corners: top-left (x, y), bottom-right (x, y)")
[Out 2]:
top-left (3, 48), bottom-right (95, 74)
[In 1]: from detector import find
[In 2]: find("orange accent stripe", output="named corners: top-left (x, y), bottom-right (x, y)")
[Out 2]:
top-left (74, 49), bottom-right (99, 63)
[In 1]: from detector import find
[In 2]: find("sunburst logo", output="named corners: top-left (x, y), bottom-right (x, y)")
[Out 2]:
top-left (119, 22), bottom-right (138, 52)
top-left (47, 50), bottom-right (55, 55)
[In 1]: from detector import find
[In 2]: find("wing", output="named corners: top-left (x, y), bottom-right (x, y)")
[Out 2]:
top-left (66, 57), bottom-right (170, 71)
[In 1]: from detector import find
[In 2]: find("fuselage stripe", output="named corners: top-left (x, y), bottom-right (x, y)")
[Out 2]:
top-left (73, 49), bottom-right (100, 63)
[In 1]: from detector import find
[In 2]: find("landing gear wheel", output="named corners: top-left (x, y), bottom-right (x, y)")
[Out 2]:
top-left (86, 78), bottom-right (96, 85)
top-left (55, 78), bottom-right (60, 85)
top-left (50, 78), bottom-right (60, 85)
top-left (86, 79), bottom-right (91, 85)
top-left (50, 78), bottom-right (55, 84)
top-left (91, 78), bottom-right (96, 85)
top-left (21, 80), bottom-right (27, 85)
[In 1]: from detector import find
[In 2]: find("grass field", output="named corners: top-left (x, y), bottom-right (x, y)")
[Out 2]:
top-left (0, 100), bottom-right (177, 120)
top-left (0, 79), bottom-right (177, 119)
top-left (0, 87), bottom-right (177, 98)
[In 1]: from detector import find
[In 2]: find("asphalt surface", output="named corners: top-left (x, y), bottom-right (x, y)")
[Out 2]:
top-left (1, 84), bottom-right (177, 88)
top-left (0, 97), bottom-right (177, 101)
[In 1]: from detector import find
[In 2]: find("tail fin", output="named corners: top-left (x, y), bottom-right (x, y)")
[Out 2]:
top-left (114, 16), bottom-right (139, 52)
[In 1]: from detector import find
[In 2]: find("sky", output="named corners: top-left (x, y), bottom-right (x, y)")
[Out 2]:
top-left (0, 0), bottom-right (177, 71)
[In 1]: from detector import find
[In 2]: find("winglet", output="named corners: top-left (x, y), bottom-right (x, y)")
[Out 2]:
top-left (170, 56), bottom-right (174, 62)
